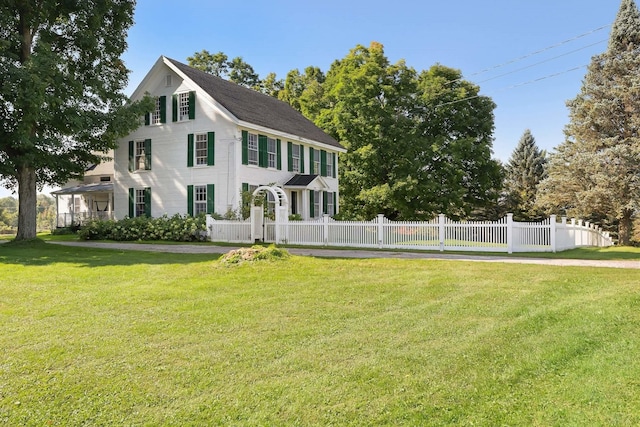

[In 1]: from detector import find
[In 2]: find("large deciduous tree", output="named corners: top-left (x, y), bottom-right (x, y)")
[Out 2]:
top-left (316, 42), bottom-right (501, 220)
top-left (537, 0), bottom-right (640, 244)
top-left (0, 0), bottom-right (151, 240)
top-left (504, 129), bottom-right (547, 220)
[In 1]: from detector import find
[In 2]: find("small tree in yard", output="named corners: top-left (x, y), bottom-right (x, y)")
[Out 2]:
top-left (537, 0), bottom-right (640, 245)
top-left (504, 129), bottom-right (546, 220)
top-left (0, 1), bottom-right (152, 240)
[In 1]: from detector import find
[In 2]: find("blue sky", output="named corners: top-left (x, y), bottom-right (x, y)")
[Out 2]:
top-left (0, 0), bottom-right (624, 198)
top-left (122, 0), bottom-right (620, 161)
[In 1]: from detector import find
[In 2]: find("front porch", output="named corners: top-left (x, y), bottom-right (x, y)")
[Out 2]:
top-left (52, 182), bottom-right (114, 227)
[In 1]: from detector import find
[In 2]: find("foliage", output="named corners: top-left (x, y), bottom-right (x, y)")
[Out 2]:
top-left (0, 1), bottom-right (153, 240)
top-left (187, 49), bottom-right (265, 90)
top-left (504, 129), bottom-right (547, 220)
top-left (2, 244), bottom-right (640, 425)
top-left (77, 214), bottom-right (208, 242)
top-left (316, 42), bottom-right (501, 220)
top-left (219, 244), bottom-right (290, 265)
top-left (537, 0), bottom-right (640, 245)
top-left (0, 195), bottom-right (56, 233)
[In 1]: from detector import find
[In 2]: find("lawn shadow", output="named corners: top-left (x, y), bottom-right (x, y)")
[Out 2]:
top-left (0, 240), bottom-right (221, 267)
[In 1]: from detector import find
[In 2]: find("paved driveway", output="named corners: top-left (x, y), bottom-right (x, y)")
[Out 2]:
top-left (46, 241), bottom-right (640, 269)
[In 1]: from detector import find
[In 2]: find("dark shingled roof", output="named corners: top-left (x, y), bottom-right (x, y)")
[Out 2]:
top-left (284, 174), bottom-right (319, 187)
top-left (166, 58), bottom-right (343, 150)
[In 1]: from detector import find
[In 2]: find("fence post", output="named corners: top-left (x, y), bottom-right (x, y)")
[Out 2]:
top-left (323, 215), bottom-right (329, 246)
top-left (507, 213), bottom-right (513, 254)
top-left (550, 214), bottom-right (557, 253)
top-left (377, 214), bottom-right (384, 249)
top-left (438, 214), bottom-right (445, 251)
top-left (206, 214), bottom-right (213, 241)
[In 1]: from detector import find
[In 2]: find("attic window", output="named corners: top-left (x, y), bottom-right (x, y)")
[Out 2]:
top-left (166, 75), bottom-right (172, 87)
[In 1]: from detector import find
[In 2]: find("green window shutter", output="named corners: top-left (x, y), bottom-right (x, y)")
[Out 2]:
top-left (258, 135), bottom-right (267, 168)
top-left (276, 139), bottom-right (282, 170)
top-left (207, 132), bottom-right (215, 166)
top-left (320, 150), bottom-right (327, 177)
top-left (332, 153), bottom-right (337, 178)
top-left (287, 142), bottom-right (293, 172)
top-left (187, 134), bottom-right (194, 167)
top-left (188, 91), bottom-right (196, 120)
top-left (144, 139), bottom-right (152, 170)
top-left (159, 95), bottom-right (167, 123)
top-left (323, 191), bottom-right (328, 214)
top-left (144, 112), bottom-right (150, 126)
top-left (128, 141), bottom-right (134, 172)
top-left (242, 183), bottom-right (249, 193)
top-left (187, 185), bottom-right (194, 216)
top-left (309, 149), bottom-right (314, 174)
top-left (333, 192), bottom-right (337, 215)
top-left (144, 187), bottom-right (151, 217)
top-left (300, 145), bottom-right (305, 173)
top-left (309, 190), bottom-right (315, 218)
top-left (172, 94), bottom-right (178, 122)
top-left (207, 184), bottom-right (215, 214)
top-left (241, 130), bottom-right (248, 165)
top-left (128, 188), bottom-right (134, 218)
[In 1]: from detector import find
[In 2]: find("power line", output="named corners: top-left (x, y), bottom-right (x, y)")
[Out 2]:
top-left (461, 24), bottom-right (610, 81)
top-left (434, 64), bottom-right (589, 109)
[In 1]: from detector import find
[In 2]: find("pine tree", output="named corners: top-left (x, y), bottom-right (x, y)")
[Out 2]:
top-left (537, 0), bottom-right (640, 244)
top-left (505, 129), bottom-right (546, 220)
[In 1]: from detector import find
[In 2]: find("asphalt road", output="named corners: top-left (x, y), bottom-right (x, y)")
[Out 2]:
top-left (45, 241), bottom-right (640, 269)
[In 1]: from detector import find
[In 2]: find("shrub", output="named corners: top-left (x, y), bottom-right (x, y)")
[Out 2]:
top-left (78, 214), bottom-right (208, 242)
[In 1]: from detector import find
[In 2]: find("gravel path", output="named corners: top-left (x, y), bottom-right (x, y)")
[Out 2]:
top-left (46, 241), bottom-right (640, 269)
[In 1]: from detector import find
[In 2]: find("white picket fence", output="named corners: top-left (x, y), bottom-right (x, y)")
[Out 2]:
top-left (205, 213), bottom-right (614, 253)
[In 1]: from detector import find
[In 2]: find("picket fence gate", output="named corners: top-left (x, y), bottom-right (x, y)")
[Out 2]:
top-left (205, 213), bottom-right (614, 253)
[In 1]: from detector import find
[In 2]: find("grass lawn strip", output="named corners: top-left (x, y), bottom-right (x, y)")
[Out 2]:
top-left (2, 242), bottom-right (640, 425)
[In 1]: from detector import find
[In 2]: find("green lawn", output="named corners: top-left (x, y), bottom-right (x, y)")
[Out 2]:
top-left (2, 242), bottom-right (640, 425)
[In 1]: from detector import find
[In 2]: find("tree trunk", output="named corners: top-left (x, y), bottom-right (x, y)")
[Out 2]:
top-left (618, 209), bottom-right (633, 246)
top-left (16, 165), bottom-right (37, 240)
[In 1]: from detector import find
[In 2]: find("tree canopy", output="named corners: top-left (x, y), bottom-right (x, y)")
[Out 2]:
top-left (537, 0), bottom-right (640, 244)
top-left (504, 129), bottom-right (546, 220)
top-left (0, 0), bottom-right (151, 240)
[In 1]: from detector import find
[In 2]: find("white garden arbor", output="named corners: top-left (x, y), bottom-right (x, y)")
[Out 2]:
top-left (250, 185), bottom-right (289, 243)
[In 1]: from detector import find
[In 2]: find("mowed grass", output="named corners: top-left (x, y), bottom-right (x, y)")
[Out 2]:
top-left (1, 242), bottom-right (640, 426)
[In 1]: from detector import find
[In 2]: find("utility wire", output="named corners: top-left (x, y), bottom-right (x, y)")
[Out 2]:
top-left (434, 64), bottom-right (589, 109)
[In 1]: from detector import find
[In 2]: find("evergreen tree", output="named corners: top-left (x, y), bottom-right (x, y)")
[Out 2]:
top-left (504, 129), bottom-right (546, 220)
top-left (537, 0), bottom-right (640, 244)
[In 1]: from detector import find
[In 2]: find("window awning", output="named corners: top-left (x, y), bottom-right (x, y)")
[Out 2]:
top-left (51, 182), bottom-right (113, 195)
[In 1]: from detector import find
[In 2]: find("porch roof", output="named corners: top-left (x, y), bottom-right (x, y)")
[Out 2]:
top-left (283, 174), bottom-right (329, 190)
top-left (51, 182), bottom-right (113, 195)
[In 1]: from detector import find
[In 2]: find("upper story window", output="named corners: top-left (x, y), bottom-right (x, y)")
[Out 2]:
top-left (172, 91), bottom-right (195, 122)
top-left (248, 133), bottom-right (258, 165)
top-left (311, 148), bottom-right (320, 175)
top-left (128, 139), bottom-right (151, 172)
top-left (195, 134), bottom-right (208, 165)
top-left (326, 152), bottom-right (334, 177)
top-left (292, 144), bottom-right (300, 172)
top-left (145, 96), bottom-right (166, 126)
top-left (267, 137), bottom-right (277, 168)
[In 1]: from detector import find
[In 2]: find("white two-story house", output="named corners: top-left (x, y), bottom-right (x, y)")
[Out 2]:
top-left (114, 56), bottom-right (345, 220)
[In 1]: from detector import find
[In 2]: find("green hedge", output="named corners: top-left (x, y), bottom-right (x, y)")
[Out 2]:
top-left (78, 214), bottom-right (208, 242)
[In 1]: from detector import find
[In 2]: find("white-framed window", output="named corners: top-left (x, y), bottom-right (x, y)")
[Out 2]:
top-left (195, 133), bottom-right (207, 165)
top-left (312, 149), bottom-right (320, 175)
top-left (135, 141), bottom-right (146, 171)
top-left (313, 190), bottom-right (320, 218)
top-left (194, 185), bottom-right (207, 215)
top-left (267, 137), bottom-right (277, 168)
top-left (135, 189), bottom-right (146, 217)
top-left (151, 97), bottom-right (162, 125)
top-left (292, 144), bottom-right (300, 173)
top-left (248, 133), bottom-right (258, 165)
top-left (326, 152), bottom-right (334, 177)
top-left (178, 92), bottom-right (190, 121)
top-left (325, 192), bottom-right (334, 215)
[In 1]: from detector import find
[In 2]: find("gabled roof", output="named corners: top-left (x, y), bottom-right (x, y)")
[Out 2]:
top-left (164, 57), bottom-right (344, 150)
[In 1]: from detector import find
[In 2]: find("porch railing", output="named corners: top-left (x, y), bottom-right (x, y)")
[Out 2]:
top-left (56, 211), bottom-right (114, 228)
